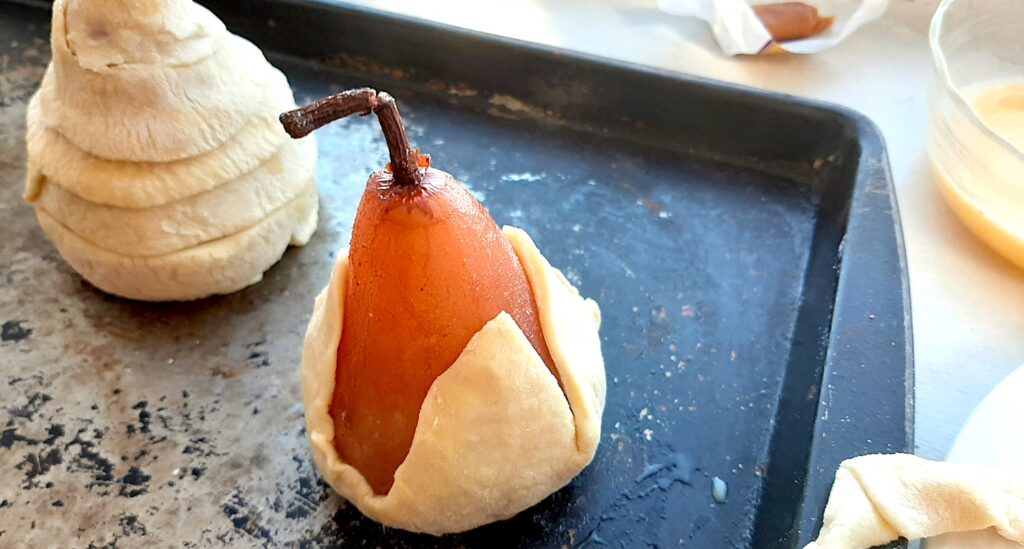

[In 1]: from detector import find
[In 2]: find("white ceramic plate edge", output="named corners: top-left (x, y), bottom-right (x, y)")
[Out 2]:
top-left (922, 365), bottom-right (1024, 549)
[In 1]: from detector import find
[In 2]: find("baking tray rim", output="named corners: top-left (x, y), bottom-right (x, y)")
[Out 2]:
top-left (8, 0), bottom-right (915, 545)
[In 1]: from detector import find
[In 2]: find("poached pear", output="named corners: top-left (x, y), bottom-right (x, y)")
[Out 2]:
top-left (281, 89), bottom-right (557, 495)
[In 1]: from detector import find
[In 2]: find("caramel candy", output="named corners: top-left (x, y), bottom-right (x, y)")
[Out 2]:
top-left (753, 2), bottom-right (834, 42)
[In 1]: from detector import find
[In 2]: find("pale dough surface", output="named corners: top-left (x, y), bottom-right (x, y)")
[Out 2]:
top-left (30, 141), bottom-right (316, 256)
top-left (301, 226), bottom-right (605, 535)
top-left (63, 0), bottom-right (225, 69)
top-left (806, 453), bottom-right (1024, 549)
top-left (35, 185), bottom-right (318, 302)
top-left (25, 68), bottom-right (295, 208)
top-left (42, 0), bottom-right (270, 163)
top-left (26, 0), bottom-right (319, 301)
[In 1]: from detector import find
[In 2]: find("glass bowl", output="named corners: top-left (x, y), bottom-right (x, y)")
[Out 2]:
top-left (928, 0), bottom-right (1024, 269)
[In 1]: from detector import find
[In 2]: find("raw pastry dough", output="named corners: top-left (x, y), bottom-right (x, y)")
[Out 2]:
top-left (806, 453), bottom-right (1024, 549)
top-left (24, 69), bottom-right (295, 208)
top-left (62, 0), bottom-right (225, 68)
top-left (40, 0), bottom-right (268, 162)
top-left (25, 0), bottom-right (318, 301)
top-left (302, 226), bottom-right (605, 535)
top-left (36, 184), bottom-right (318, 302)
top-left (30, 139), bottom-right (316, 256)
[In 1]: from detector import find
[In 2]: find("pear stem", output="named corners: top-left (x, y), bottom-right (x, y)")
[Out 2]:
top-left (279, 88), bottom-right (422, 187)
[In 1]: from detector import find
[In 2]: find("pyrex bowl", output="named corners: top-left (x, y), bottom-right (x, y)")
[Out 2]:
top-left (928, 0), bottom-right (1024, 269)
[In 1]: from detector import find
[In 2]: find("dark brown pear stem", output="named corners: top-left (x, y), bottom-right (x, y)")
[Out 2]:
top-left (278, 88), bottom-right (376, 139)
top-left (371, 92), bottom-right (421, 187)
top-left (279, 88), bottom-right (422, 187)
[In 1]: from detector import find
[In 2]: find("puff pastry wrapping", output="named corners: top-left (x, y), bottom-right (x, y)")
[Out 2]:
top-left (301, 226), bottom-right (606, 534)
top-left (806, 453), bottom-right (1024, 549)
top-left (24, 0), bottom-right (318, 301)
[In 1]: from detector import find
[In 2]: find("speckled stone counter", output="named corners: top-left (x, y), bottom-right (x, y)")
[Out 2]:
top-left (0, 9), bottom-right (370, 547)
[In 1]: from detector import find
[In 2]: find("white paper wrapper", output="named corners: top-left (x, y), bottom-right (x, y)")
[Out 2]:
top-left (658, 0), bottom-right (888, 56)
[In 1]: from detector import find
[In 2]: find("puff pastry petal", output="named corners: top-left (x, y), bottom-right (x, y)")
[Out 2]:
top-left (301, 226), bottom-right (605, 534)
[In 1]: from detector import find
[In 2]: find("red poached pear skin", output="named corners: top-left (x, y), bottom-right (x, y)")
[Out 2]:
top-left (280, 89), bottom-right (558, 495)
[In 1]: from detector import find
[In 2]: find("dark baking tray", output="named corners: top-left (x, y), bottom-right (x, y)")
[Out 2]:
top-left (0, 1), bottom-right (911, 547)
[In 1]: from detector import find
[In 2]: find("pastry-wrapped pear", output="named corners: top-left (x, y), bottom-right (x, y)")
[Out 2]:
top-left (285, 89), bottom-right (606, 534)
top-left (24, 0), bottom-right (318, 300)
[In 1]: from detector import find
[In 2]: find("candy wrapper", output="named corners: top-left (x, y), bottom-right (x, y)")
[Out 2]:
top-left (658, 0), bottom-right (888, 56)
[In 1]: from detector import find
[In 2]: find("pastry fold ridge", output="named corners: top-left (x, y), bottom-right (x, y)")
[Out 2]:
top-left (302, 226), bottom-right (606, 535)
top-left (25, 0), bottom-right (318, 301)
top-left (806, 454), bottom-right (1024, 549)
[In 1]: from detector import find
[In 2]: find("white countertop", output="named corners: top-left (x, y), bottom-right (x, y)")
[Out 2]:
top-left (352, 0), bottom-right (1024, 460)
